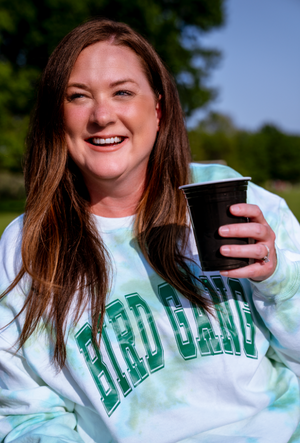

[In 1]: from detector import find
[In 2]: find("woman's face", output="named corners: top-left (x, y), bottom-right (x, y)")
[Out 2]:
top-left (64, 41), bottom-right (161, 193)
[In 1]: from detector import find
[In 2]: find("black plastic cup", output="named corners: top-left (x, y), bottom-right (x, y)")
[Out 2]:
top-left (179, 177), bottom-right (253, 272)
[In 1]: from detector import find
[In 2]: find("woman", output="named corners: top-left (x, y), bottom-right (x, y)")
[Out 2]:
top-left (0, 19), bottom-right (300, 443)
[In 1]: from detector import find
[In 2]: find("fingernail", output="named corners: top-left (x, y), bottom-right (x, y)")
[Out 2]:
top-left (220, 271), bottom-right (228, 276)
top-left (221, 246), bottom-right (230, 255)
top-left (219, 226), bottom-right (229, 234)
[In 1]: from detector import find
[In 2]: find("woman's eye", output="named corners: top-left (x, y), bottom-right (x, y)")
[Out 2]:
top-left (66, 93), bottom-right (85, 102)
top-left (115, 90), bottom-right (132, 97)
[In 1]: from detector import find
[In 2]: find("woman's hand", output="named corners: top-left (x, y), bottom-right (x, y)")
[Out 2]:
top-left (218, 203), bottom-right (277, 282)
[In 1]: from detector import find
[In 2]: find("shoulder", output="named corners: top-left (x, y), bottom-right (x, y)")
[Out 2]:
top-left (247, 182), bottom-right (300, 247)
top-left (0, 214), bottom-right (24, 255)
top-left (0, 216), bottom-right (28, 348)
top-left (189, 162), bottom-right (242, 183)
top-left (189, 162), bottom-right (283, 208)
top-left (247, 182), bottom-right (283, 211)
top-left (0, 215), bottom-right (24, 288)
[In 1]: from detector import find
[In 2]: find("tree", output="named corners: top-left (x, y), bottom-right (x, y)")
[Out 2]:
top-left (188, 112), bottom-right (238, 169)
top-left (0, 0), bottom-right (226, 171)
top-left (0, 0), bottom-right (226, 114)
top-left (188, 113), bottom-right (300, 184)
top-left (259, 125), bottom-right (300, 183)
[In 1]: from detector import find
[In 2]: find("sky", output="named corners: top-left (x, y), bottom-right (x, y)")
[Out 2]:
top-left (188, 0), bottom-right (300, 134)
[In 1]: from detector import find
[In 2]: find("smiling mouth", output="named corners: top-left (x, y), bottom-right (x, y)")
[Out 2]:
top-left (87, 136), bottom-right (125, 147)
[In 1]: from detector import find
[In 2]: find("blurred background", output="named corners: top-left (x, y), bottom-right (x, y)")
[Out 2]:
top-left (0, 0), bottom-right (299, 234)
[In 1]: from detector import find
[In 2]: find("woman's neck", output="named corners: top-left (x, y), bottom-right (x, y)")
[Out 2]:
top-left (87, 178), bottom-right (144, 218)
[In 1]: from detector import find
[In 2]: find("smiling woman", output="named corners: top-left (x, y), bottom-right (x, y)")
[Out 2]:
top-left (64, 42), bottom-right (161, 216)
top-left (0, 18), bottom-right (300, 443)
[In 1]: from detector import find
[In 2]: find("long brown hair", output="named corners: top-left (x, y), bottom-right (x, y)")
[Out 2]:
top-left (3, 19), bottom-right (211, 368)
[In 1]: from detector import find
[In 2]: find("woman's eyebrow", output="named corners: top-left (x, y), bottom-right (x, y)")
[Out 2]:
top-left (67, 79), bottom-right (138, 89)
top-left (109, 78), bottom-right (138, 87)
top-left (67, 82), bottom-right (89, 90)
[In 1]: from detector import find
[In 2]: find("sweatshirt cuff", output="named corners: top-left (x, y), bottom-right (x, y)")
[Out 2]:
top-left (251, 245), bottom-right (300, 303)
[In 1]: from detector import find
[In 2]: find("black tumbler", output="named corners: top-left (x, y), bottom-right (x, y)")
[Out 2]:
top-left (179, 177), bottom-right (253, 272)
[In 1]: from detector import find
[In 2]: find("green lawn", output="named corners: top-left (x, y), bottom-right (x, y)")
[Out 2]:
top-left (0, 188), bottom-right (299, 237)
top-left (0, 200), bottom-right (25, 237)
top-left (0, 213), bottom-right (22, 236)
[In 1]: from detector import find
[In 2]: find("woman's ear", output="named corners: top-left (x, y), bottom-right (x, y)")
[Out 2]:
top-left (156, 94), bottom-right (162, 130)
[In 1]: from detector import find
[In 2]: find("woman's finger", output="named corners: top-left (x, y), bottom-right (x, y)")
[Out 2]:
top-left (229, 203), bottom-right (268, 224)
top-left (220, 259), bottom-right (275, 281)
top-left (220, 243), bottom-right (271, 260)
top-left (219, 222), bottom-right (269, 241)
top-left (217, 203), bottom-right (277, 281)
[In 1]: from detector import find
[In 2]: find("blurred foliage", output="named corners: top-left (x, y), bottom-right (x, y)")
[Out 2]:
top-left (189, 112), bottom-right (300, 184)
top-left (0, 0), bottom-right (226, 172)
top-left (1, 1), bottom-right (299, 187)
top-left (0, 171), bottom-right (25, 199)
top-left (0, 58), bottom-right (37, 172)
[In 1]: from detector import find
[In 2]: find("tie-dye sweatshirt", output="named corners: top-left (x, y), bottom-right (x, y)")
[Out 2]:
top-left (0, 163), bottom-right (300, 443)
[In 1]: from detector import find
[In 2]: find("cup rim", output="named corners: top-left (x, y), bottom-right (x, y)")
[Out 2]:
top-left (179, 176), bottom-right (252, 190)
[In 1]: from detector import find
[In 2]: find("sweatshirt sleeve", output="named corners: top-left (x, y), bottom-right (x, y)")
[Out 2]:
top-left (0, 338), bottom-right (85, 443)
top-left (247, 183), bottom-right (300, 375)
top-left (0, 218), bottom-right (84, 443)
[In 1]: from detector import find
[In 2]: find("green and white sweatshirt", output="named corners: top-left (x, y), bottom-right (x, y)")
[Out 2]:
top-left (1, 163), bottom-right (300, 443)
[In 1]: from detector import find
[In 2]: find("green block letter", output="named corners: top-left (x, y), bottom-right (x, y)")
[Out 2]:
top-left (228, 278), bottom-right (257, 359)
top-left (191, 302), bottom-right (223, 356)
top-left (125, 293), bottom-right (164, 373)
top-left (75, 323), bottom-right (120, 416)
top-left (200, 276), bottom-right (241, 355)
top-left (106, 300), bottom-right (149, 387)
top-left (101, 323), bottom-right (132, 396)
top-left (158, 283), bottom-right (197, 360)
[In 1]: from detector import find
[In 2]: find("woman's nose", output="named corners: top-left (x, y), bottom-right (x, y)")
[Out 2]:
top-left (89, 99), bottom-right (116, 128)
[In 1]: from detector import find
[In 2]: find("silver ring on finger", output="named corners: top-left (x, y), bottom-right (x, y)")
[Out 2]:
top-left (262, 244), bottom-right (270, 263)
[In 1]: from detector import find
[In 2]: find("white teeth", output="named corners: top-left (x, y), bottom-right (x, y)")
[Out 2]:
top-left (91, 136), bottom-right (123, 145)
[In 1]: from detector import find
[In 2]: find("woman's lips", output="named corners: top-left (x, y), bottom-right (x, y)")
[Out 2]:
top-left (87, 136), bottom-right (125, 146)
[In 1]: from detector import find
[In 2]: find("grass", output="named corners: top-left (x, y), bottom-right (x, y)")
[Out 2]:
top-left (0, 213), bottom-right (22, 236)
top-left (0, 187), bottom-right (299, 238)
top-left (0, 200), bottom-right (25, 237)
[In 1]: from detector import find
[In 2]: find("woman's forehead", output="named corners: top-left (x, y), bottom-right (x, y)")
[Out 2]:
top-left (68, 42), bottom-right (152, 90)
